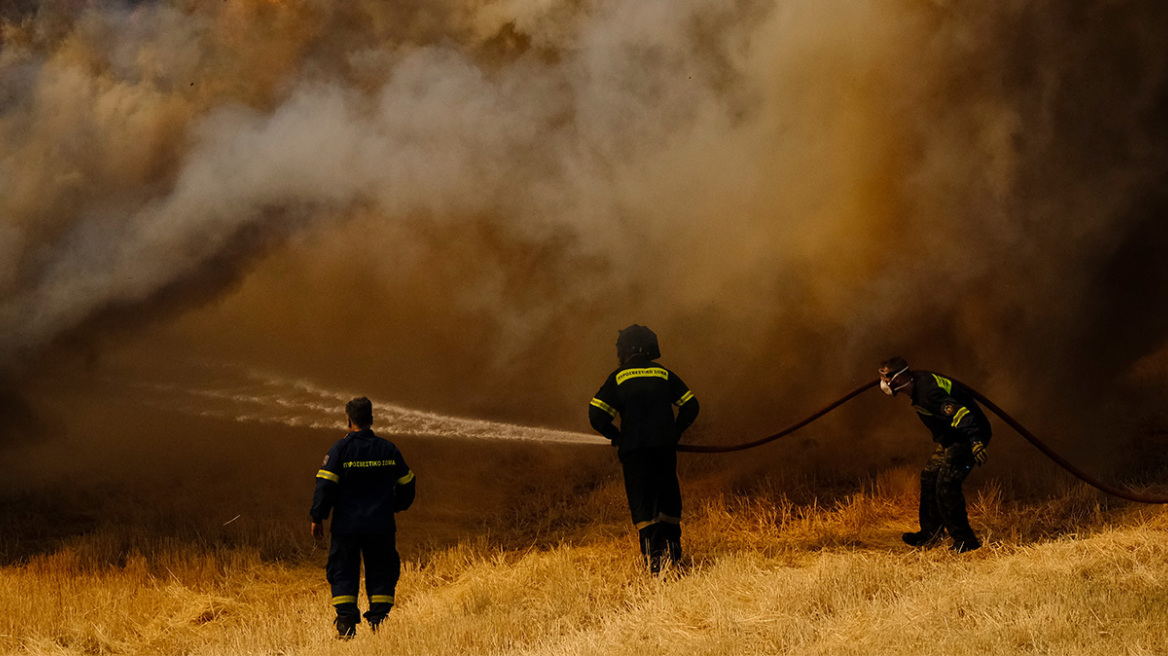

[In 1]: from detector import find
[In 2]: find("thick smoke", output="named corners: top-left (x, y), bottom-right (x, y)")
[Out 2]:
top-left (2, 0), bottom-right (1167, 460)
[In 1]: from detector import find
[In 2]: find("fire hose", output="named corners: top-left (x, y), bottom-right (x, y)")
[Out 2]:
top-left (675, 378), bottom-right (1168, 504)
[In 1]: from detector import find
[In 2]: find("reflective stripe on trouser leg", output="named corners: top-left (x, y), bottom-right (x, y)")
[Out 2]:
top-left (634, 517), bottom-right (660, 531)
top-left (327, 534), bottom-right (362, 621)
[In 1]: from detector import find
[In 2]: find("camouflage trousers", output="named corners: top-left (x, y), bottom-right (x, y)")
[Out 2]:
top-left (918, 442), bottom-right (977, 545)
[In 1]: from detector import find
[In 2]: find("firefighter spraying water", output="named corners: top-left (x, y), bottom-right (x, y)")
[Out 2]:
top-left (589, 325), bottom-right (700, 574)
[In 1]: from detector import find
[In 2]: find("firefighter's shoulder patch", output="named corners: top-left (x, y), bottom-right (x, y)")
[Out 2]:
top-left (322, 454), bottom-right (330, 467)
top-left (941, 402), bottom-right (957, 416)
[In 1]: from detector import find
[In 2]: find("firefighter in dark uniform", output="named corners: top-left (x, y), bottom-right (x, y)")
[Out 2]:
top-left (589, 325), bottom-right (700, 574)
top-left (879, 357), bottom-right (990, 553)
top-left (310, 397), bottom-right (416, 639)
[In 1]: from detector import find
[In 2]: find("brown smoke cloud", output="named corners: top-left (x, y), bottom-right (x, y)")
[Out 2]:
top-left (2, 0), bottom-right (1167, 470)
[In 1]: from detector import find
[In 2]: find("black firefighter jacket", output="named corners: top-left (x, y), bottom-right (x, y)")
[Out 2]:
top-left (310, 429), bottom-right (416, 534)
top-left (589, 355), bottom-right (700, 455)
top-left (908, 370), bottom-right (992, 447)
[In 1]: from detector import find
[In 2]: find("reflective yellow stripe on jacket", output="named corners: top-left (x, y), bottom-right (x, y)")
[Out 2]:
top-left (616, 367), bottom-right (669, 385)
top-left (344, 459), bottom-right (397, 468)
top-left (951, 407), bottom-right (970, 427)
top-left (316, 469), bottom-right (340, 483)
top-left (590, 397), bottom-right (617, 417)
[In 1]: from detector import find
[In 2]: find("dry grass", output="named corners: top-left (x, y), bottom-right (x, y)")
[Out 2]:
top-left (2, 466), bottom-right (1168, 656)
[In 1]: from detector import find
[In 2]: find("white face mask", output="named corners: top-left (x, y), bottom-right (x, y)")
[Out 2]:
top-left (879, 366), bottom-right (910, 396)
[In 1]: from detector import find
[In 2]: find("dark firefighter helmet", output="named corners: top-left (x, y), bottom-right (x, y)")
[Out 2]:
top-left (616, 324), bottom-right (661, 363)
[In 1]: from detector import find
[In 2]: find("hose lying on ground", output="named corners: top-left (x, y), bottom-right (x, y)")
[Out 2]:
top-left (676, 378), bottom-right (1168, 504)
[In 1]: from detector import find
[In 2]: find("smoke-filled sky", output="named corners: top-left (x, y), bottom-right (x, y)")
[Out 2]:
top-left (2, 0), bottom-right (1167, 454)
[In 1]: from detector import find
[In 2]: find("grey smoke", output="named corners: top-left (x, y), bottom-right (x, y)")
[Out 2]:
top-left (1, 0), bottom-right (1166, 450)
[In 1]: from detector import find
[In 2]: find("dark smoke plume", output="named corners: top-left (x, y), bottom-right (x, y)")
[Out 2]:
top-left (1, 0), bottom-right (1167, 463)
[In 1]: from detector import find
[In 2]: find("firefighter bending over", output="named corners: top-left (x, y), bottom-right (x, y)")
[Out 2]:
top-left (879, 357), bottom-right (990, 553)
top-left (589, 325), bottom-right (700, 574)
top-left (310, 397), bottom-right (416, 639)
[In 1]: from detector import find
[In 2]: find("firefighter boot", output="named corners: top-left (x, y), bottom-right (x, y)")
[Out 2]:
top-left (639, 525), bottom-right (664, 575)
top-left (365, 606), bottom-right (392, 634)
top-left (902, 529), bottom-right (942, 547)
top-left (951, 534), bottom-right (981, 553)
top-left (663, 523), bottom-right (682, 565)
top-left (334, 616), bottom-right (357, 640)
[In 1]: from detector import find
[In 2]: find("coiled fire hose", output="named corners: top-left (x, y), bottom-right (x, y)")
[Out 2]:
top-left (675, 378), bottom-right (1168, 504)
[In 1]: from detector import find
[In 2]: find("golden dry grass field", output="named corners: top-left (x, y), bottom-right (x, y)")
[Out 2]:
top-left (1, 386), bottom-right (1166, 656)
top-left (3, 420), bottom-right (1168, 656)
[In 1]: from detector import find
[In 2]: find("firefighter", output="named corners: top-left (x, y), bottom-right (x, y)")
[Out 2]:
top-left (589, 325), bottom-right (700, 574)
top-left (879, 357), bottom-right (990, 553)
top-left (310, 397), bottom-right (416, 639)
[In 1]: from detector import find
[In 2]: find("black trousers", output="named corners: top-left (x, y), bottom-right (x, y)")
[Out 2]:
top-left (327, 532), bottom-right (401, 623)
top-left (620, 447), bottom-right (682, 570)
top-left (919, 442), bottom-right (978, 545)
